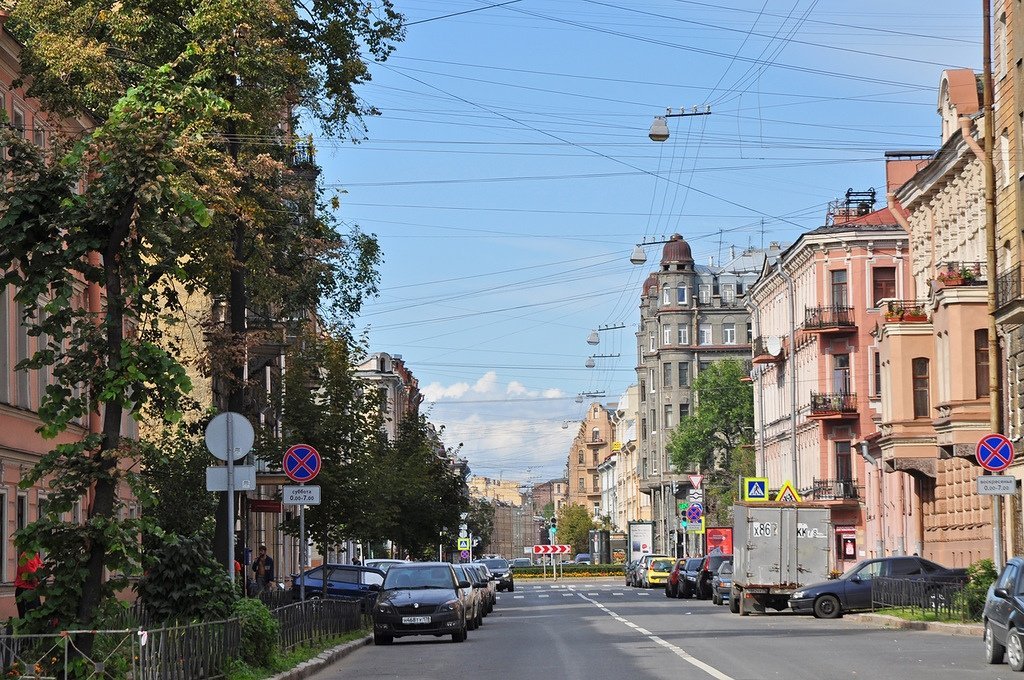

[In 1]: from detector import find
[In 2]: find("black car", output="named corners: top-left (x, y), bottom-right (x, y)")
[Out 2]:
top-left (477, 557), bottom-right (515, 592)
top-left (465, 563), bottom-right (495, 613)
top-left (371, 562), bottom-right (471, 645)
top-left (696, 554), bottom-right (732, 600)
top-left (680, 558), bottom-right (704, 598)
top-left (789, 556), bottom-right (967, 619)
top-left (984, 556), bottom-right (1024, 670)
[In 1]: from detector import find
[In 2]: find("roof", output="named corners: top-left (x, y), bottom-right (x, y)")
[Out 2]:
top-left (941, 68), bottom-right (981, 116)
top-left (841, 206), bottom-right (905, 226)
top-left (660, 233), bottom-right (694, 264)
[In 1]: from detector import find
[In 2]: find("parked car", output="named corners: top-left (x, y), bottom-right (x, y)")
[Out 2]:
top-left (789, 556), bottom-right (967, 619)
top-left (452, 564), bottom-right (484, 630)
top-left (466, 563), bottom-right (495, 612)
top-left (364, 559), bottom-right (408, 573)
top-left (633, 554), bottom-right (669, 588)
top-left (984, 557), bottom-right (1024, 670)
top-left (625, 559), bottom-right (640, 586)
top-left (665, 559), bottom-right (688, 598)
top-left (371, 562), bottom-right (471, 645)
top-left (290, 564), bottom-right (385, 610)
top-left (511, 558), bottom-right (532, 569)
top-left (696, 554), bottom-right (732, 600)
top-left (712, 561), bottom-right (733, 606)
top-left (476, 557), bottom-right (515, 592)
top-left (680, 558), bottom-right (704, 598)
top-left (574, 553), bottom-right (592, 565)
top-left (644, 556), bottom-right (674, 589)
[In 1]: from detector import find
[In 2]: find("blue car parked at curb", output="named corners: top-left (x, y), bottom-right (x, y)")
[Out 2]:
top-left (291, 564), bottom-right (386, 610)
top-left (712, 561), bottom-right (733, 606)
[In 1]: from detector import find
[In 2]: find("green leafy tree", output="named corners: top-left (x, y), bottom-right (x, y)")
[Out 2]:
top-left (557, 504), bottom-right (594, 555)
top-left (466, 498), bottom-right (495, 553)
top-left (668, 359), bottom-right (754, 525)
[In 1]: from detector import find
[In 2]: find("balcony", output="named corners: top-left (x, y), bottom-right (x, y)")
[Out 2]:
top-left (997, 265), bottom-right (1024, 324)
top-left (883, 300), bottom-right (929, 324)
top-left (936, 261), bottom-right (985, 288)
top-left (803, 306), bottom-right (855, 334)
top-left (810, 478), bottom-right (860, 502)
top-left (809, 392), bottom-right (858, 420)
top-left (751, 336), bottom-right (783, 365)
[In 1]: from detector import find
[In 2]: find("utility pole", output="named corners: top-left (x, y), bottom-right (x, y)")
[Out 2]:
top-left (983, 0), bottom-right (1004, 571)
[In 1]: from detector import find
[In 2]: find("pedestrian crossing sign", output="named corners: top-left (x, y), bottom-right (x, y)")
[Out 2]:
top-left (775, 480), bottom-right (802, 504)
top-left (743, 477), bottom-right (769, 502)
top-left (457, 537), bottom-right (470, 551)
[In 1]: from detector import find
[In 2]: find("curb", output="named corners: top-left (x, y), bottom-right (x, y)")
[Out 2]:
top-left (852, 613), bottom-right (984, 637)
top-left (267, 634), bottom-right (372, 680)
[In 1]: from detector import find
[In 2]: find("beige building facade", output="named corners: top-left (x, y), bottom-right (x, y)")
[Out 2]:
top-left (566, 403), bottom-right (614, 516)
top-left (468, 476), bottom-right (524, 507)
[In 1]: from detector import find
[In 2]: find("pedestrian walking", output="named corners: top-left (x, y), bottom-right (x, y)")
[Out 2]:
top-left (15, 552), bottom-right (42, 618)
top-left (252, 545), bottom-right (274, 594)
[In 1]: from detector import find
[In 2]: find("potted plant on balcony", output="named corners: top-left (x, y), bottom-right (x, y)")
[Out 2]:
top-left (884, 301), bottom-right (904, 322)
top-left (937, 265), bottom-right (978, 287)
top-left (902, 303), bottom-right (927, 322)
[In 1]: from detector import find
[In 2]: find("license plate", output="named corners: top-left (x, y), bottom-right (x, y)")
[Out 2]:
top-left (402, 616), bottom-right (431, 624)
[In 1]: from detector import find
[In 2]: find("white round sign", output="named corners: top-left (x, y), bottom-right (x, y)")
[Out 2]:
top-left (205, 412), bottom-right (255, 462)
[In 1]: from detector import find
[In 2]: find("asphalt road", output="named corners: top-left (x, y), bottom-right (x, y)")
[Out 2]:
top-left (310, 577), bottom-right (1015, 680)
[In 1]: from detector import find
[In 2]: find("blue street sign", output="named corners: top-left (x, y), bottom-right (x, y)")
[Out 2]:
top-left (283, 444), bottom-right (322, 483)
top-left (976, 433), bottom-right (1015, 472)
top-left (744, 477), bottom-right (769, 502)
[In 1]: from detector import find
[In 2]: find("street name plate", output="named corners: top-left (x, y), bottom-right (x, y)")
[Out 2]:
top-left (977, 476), bottom-right (1017, 495)
top-left (206, 465), bottom-right (256, 492)
top-left (282, 485), bottom-right (322, 505)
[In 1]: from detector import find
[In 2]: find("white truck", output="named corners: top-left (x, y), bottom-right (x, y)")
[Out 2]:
top-left (730, 503), bottom-right (832, 615)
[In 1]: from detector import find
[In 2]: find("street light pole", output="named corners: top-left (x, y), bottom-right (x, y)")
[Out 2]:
top-left (649, 106), bottom-right (712, 142)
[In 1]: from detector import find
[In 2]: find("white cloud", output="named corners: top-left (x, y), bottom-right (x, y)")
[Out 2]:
top-left (506, 381), bottom-right (528, 396)
top-left (421, 381), bottom-right (470, 401)
top-left (472, 371), bottom-right (498, 393)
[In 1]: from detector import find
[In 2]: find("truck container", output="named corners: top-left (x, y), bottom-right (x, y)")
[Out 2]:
top-left (730, 502), bottom-right (832, 616)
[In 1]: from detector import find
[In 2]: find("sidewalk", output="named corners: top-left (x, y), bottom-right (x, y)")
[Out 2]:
top-left (850, 612), bottom-right (983, 637)
top-left (268, 635), bottom-right (372, 680)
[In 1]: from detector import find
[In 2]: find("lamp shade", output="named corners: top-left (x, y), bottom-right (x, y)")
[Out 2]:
top-left (587, 330), bottom-right (600, 345)
top-left (629, 245), bottom-right (647, 265)
top-left (648, 116), bottom-right (670, 142)
top-left (585, 357), bottom-right (596, 368)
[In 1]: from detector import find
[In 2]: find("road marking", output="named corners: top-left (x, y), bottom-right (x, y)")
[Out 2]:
top-left (587, 592), bottom-right (598, 595)
top-left (513, 595), bottom-right (524, 599)
top-left (562, 593), bottom-right (573, 597)
top-left (638, 592), bottom-right (650, 596)
top-left (538, 594), bottom-right (549, 598)
top-left (612, 592), bottom-right (623, 596)
top-left (577, 593), bottom-right (737, 680)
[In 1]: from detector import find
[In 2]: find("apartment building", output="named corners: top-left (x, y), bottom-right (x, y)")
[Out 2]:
top-left (567, 403), bottom-right (614, 516)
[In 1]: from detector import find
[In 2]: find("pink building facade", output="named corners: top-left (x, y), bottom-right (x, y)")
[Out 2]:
top-left (749, 200), bottom-right (917, 570)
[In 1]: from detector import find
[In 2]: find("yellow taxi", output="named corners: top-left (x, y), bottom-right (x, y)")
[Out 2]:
top-left (643, 555), bottom-right (674, 588)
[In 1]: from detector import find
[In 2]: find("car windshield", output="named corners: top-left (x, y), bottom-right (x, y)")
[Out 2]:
top-left (718, 563), bottom-right (733, 575)
top-left (686, 559), bottom-right (702, 569)
top-left (383, 566), bottom-right (455, 590)
top-left (651, 559), bottom-right (673, 571)
top-left (479, 559), bottom-right (509, 571)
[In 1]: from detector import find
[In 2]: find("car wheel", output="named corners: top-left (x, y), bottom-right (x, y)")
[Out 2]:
top-left (985, 621), bottom-right (1006, 664)
top-left (373, 631), bottom-right (393, 645)
top-left (812, 595), bottom-right (842, 619)
top-left (712, 592), bottom-right (720, 606)
top-left (729, 589), bottom-right (740, 614)
top-left (509, 582), bottom-right (515, 592)
top-left (452, 623), bottom-right (468, 643)
top-left (1009, 629), bottom-right (1024, 672)
top-left (476, 611), bottom-right (483, 628)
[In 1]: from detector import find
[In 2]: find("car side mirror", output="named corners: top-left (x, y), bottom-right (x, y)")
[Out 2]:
top-left (368, 584), bottom-right (381, 592)
top-left (458, 580), bottom-right (471, 589)
top-left (850, 575), bottom-right (861, 583)
top-left (473, 582), bottom-right (485, 589)
top-left (489, 575), bottom-right (497, 581)
top-left (995, 587), bottom-right (1011, 599)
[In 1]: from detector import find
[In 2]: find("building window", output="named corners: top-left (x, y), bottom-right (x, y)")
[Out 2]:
top-left (592, 475), bottom-right (599, 492)
top-left (712, 278), bottom-right (720, 296)
top-left (722, 284), bottom-right (735, 303)
top-left (912, 357), bottom-right (930, 418)
top-left (642, 458), bottom-right (648, 477)
top-left (679, 362), bottom-right (689, 387)
top-left (32, 126), bottom-right (45, 148)
top-left (591, 428), bottom-right (600, 442)
top-left (997, 11), bottom-right (1008, 79)
top-left (12, 108), bottom-right (25, 138)
top-left (662, 284), bottom-right (671, 305)
top-left (835, 441), bottom-right (852, 481)
top-left (650, 409), bottom-right (657, 433)
top-left (679, 403), bottom-right (690, 419)
top-left (649, 332), bottom-right (655, 352)
top-left (698, 285), bottom-right (711, 304)
top-left (16, 494), bottom-right (27, 531)
top-left (678, 324), bottom-right (689, 345)
top-left (746, 322), bottom-right (752, 343)
top-left (873, 351), bottom-right (882, 398)
top-left (723, 323), bottom-right (736, 345)
top-left (831, 270), bottom-right (848, 307)
top-left (736, 281), bottom-right (745, 295)
top-left (663, 362), bottom-right (672, 388)
top-left (0, 289), bottom-right (8, 404)
top-left (976, 329), bottom-right (990, 398)
top-left (872, 267), bottom-right (896, 306)
top-left (663, 325), bottom-right (672, 346)
top-left (578, 450), bottom-right (584, 464)
top-left (664, 404), bottom-right (673, 429)
top-left (640, 379), bottom-right (646, 401)
top-left (677, 284), bottom-right (688, 304)
top-left (578, 477), bottom-right (585, 492)
top-left (1001, 130), bottom-right (1011, 188)
top-left (833, 354), bottom-right (851, 394)
top-left (699, 324), bottom-right (713, 345)
top-left (641, 418), bottom-right (647, 439)
top-left (592, 451), bottom-right (598, 466)
top-left (15, 303), bottom-right (30, 409)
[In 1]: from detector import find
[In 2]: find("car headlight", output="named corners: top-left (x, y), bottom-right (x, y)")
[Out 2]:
top-left (440, 599), bottom-right (460, 612)
top-left (792, 591), bottom-right (806, 599)
top-left (376, 604), bottom-right (394, 614)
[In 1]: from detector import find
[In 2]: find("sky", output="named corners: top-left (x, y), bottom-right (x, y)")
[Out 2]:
top-left (316, 1), bottom-right (982, 486)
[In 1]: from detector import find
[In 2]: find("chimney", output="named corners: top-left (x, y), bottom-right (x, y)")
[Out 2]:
top-left (729, 245), bottom-right (736, 259)
top-left (769, 241), bottom-right (781, 252)
top-left (709, 256), bottom-right (714, 266)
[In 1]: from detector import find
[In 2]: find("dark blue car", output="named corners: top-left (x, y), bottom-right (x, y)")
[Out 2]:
top-left (291, 564), bottom-right (386, 607)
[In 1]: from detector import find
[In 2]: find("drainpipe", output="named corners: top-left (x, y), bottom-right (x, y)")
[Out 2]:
top-left (861, 441), bottom-right (885, 557)
top-left (776, 262), bottom-right (799, 489)
top-left (959, 116), bottom-right (987, 164)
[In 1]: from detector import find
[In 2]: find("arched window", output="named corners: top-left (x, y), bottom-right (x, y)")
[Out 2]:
top-left (591, 428), bottom-right (600, 442)
top-left (662, 284), bottom-right (671, 305)
top-left (578, 450), bottom-right (584, 464)
top-left (912, 358), bottom-right (930, 418)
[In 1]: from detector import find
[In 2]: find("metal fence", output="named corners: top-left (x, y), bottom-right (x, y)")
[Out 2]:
top-left (871, 576), bottom-right (971, 621)
top-left (273, 599), bottom-right (364, 652)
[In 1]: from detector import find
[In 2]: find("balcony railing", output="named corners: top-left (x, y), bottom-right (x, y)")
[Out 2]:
top-left (803, 305), bottom-right (855, 331)
top-left (998, 265), bottom-right (1021, 309)
top-left (883, 299), bottom-right (928, 323)
top-left (290, 142), bottom-right (315, 167)
top-left (936, 261), bottom-right (985, 287)
top-left (811, 478), bottom-right (860, 501)
top-left (809, 392), bottom-right (858, 416)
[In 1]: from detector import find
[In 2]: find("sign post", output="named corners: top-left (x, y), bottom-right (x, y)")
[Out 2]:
top-left (977, 433), bottom-right (1015, 571)
top-left (283, 444), bottom-right (322, 601)
top-left (205, 412), bottom-right (255, 583)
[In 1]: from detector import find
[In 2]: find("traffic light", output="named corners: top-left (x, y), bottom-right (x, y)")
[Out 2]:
top-left (549, 516), bottom-right (557, 528)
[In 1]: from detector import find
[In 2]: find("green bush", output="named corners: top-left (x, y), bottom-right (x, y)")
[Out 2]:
top-left (234, 598), bottom-right (279, 669)
top-left (512, 563), bottom-right (623, 577)
top-left (961, 558), bottom-right (997, 620)
top-left (137, 534), bottom-right (237, 622)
